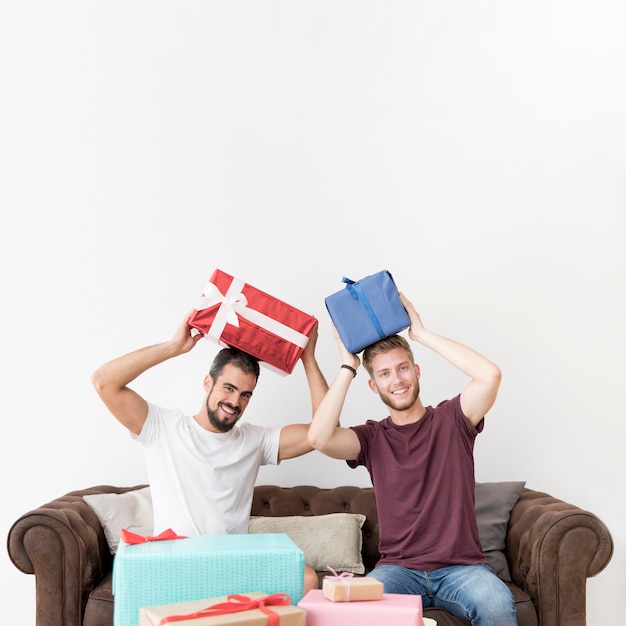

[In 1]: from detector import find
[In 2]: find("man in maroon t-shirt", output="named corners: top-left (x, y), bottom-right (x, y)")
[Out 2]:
top-left (308, 293), bottom-right (517, 626)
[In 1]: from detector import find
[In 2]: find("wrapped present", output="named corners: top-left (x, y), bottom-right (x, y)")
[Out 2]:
top-left (324, 270), bottom-right (409, 354)
top-left (188, 269), bottom-right (317, 375)
top-left (322, 568), bottom-right (383, 602)
top-left (140, 592), bottom-right (307, 626)
top-left (113, 533), bottom-right (304, 626)
top-left (297, 589), bottom-right (424, 626)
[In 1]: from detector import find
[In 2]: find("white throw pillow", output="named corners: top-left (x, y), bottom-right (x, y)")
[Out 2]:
top-left (249, 513), bottom-right (366, 574)
top-left (83, 487), bottom-right (153, 554)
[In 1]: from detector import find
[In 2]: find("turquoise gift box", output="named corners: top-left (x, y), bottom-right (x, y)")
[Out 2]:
top-left (112, 533), bottom-right (304, 626)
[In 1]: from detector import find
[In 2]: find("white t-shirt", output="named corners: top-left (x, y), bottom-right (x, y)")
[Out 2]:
top-left (133, 402), bottom-right (281, 536)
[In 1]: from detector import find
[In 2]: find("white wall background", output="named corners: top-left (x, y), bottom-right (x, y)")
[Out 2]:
top-left (2, 2), bottom-right (624, 624)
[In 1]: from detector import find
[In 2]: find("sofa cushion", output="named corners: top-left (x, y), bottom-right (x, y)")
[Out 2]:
top-left (475, 481), bottom-right (526, 581)
top-left (83, 487), bottom-right (153, 554)
top-left (84, 573), bottom-right (114, 626)
top-left (249, 513), bottom-right (366, 574)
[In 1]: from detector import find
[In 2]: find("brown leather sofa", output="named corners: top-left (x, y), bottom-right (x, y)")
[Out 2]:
top-left (7, 484), bottom-right (613, 626)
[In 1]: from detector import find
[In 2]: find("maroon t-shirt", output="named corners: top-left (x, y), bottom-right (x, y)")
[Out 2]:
top-left (348, 394), bottom-right (487, 571)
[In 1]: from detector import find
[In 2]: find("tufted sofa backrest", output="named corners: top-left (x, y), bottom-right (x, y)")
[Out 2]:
top-left (251, 484), bottom-right (380, 573)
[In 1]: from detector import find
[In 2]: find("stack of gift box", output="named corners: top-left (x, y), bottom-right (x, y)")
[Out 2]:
top-left (133, 565), bottom-right (429, 626)
top-left (139, 591), bottom-right (305, 625)
top-left (113, 532), bottom-right (306, 626)
top-left (136, 574), bottom-right (431, 626)
top-left (115, 532), bottom-right (429, 626)
top-left (139, 585), bottom-right (429, 625)
top-left (296, 570), bottom-right (428, 626)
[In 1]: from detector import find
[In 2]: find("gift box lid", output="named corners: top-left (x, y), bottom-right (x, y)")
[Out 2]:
top-left (116, 532), bottom-right (303, 560)
top-left (140, 591), bottom-right (307, 626)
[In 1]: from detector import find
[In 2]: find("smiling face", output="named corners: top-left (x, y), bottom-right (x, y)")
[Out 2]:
top-left (368, 347), bottom-right (421, 412)
top-left (204, 363), bottom-right (257, 433)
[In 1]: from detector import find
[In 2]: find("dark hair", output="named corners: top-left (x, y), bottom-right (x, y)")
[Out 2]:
top-left (209, 348), bottom-right (261, 382)
top-left (362, 335), bottom-right (415, 377)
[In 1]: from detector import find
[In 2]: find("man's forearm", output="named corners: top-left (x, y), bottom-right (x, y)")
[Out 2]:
top-left (301, 355), bottom-right (329, 417)
top-left (308, 368), bottom-right (352, 448)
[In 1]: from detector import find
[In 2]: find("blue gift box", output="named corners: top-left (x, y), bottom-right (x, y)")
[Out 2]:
top-left (325, 270), bottom-right (410, 353)
top-left (113, 533), bottom-right (304, 626)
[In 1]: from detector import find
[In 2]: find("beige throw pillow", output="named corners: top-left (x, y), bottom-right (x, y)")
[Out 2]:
top-left (249, 513), bottom-right (366, 574)
top-left (83, 487), bottom-right (153, 554)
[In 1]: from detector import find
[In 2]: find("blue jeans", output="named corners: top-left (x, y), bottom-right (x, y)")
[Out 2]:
top-left (368, 564), bottom-right (517, 626)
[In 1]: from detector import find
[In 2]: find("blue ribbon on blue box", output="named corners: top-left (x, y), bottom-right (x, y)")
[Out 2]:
top-left (324, 270), bottom-right (410, 354)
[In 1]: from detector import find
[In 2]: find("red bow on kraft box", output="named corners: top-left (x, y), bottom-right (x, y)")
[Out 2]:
top-left (156, 593), bottom-right (291, 626)
top-left (188, 269), bottom-right (317, 376)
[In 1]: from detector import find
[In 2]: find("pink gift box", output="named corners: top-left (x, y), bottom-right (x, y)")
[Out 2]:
top-left (188, 269), bottom-right (317, 375)
top-left (297, 589), bottom-right (424, 626)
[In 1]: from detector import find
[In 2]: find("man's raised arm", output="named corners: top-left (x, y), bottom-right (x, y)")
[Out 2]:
top-left (399, 293), bottom-right (502, 427)
top-left (307, 325), bottom-right (361, 461)
top-left (91, 312), bottom-right (203, 435)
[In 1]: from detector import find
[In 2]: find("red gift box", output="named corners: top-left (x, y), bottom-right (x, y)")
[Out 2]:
top-left (188, 269), bottom-right (317, 375)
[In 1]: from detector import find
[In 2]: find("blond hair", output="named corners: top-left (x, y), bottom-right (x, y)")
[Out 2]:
top-left (362, 335), bottom-right (415, 377)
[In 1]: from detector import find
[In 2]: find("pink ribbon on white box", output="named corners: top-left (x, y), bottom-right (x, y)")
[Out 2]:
top-left (195, 276), bottom-right (310, 349)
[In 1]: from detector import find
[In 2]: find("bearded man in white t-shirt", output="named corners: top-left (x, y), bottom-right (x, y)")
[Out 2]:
top-left (91, 311), bottom-right (328, 594)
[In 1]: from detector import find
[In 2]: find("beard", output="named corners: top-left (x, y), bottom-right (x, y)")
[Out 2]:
top-left (378, 380), bottom-right (420, 412)
top-left (206, 395), bottom-right (241, 433)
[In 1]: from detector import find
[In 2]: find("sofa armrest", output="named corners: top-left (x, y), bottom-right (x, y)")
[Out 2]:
top-left (505, 488), bottom-right (613, 626)
top-left (7, 485), bottom-right (146, 626)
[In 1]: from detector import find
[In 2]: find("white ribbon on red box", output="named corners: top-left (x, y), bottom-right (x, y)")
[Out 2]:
top-left (196, 276), bottom-right (310, 349)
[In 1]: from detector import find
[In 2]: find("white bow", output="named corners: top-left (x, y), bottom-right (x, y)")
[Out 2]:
top-left (195, 276), bottom-right (310, 349)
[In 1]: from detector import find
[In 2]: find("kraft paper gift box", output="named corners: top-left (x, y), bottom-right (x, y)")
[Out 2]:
top-left (188, 269), bottom-right (317, 375)
top-left (297, 589), bottom-right (424, 626)
top-left (140, 591), bottom-right (307, 626)
top-left (113, 533), bottom-right (304, 626)
top-left (324, 270), bottom-right (410, 354)
top-left (322, 573), bottom-right (384, 602)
